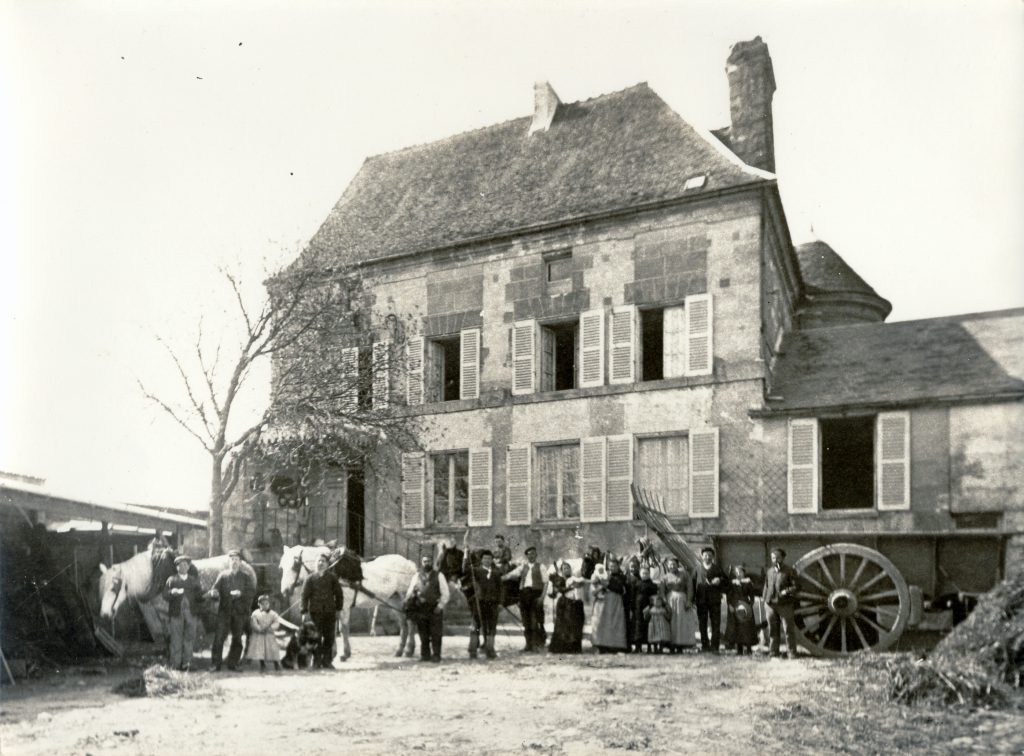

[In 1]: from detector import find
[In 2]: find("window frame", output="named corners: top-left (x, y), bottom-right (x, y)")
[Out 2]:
top-left (534, 440), bottom-right (581, 521)
top-left (428, 449), bottom-right (470, 526)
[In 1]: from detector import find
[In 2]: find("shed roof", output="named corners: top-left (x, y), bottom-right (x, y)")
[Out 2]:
top-left (305, 83), bottom-right (771, 266)
top-left (760, 308), bottom-right (1024, 414)
top-left (0, 481), bottom-right (208, 531)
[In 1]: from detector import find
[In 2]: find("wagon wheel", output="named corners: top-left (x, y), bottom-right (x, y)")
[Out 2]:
top-left (791, 543), bottom-right (910, 658)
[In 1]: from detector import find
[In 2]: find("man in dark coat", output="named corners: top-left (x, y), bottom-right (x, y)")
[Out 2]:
top-left (624, 557), bottom-right (642, 653)
top-left (209, 549), bottom-right (256, 671)
top-left (301, 553), bottom-right (345, 669)
top-left (504, 546), bottom-right (546, 652)
top-left (694, 546), bottom-right (729, 653)
top-left (163, 554), bottom-right (203, 671)
top-left (405, 554), bottom-right (450, 662)
top-left (762, 547), bottom-right (801, 658)
top-left (463, 548), bottom-right (503, 660)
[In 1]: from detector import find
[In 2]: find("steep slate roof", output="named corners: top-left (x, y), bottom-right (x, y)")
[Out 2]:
top-left (796, 241), bottom-right (882, 296)
top-left (761, 308), bottom-right (1024, 413)
top-left (305, 84), bottom-right (770, 266)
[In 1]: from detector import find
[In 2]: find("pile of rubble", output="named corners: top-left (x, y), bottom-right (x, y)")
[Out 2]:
top-left (885, 570), bottom-right (1024, 708)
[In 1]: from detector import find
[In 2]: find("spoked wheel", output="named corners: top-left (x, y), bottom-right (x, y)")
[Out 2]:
top-left (792, 543), bottom-right (910, 657)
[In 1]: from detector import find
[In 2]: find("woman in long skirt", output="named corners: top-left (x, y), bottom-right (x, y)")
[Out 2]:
top-left (591, 558), bottom-right (629, 653)
top-left (659, 558), bottom-right (698, 652)
top-left (725, 564), bottom-right (759, 655)
top-left (548, 561), bottom-right (586, 653)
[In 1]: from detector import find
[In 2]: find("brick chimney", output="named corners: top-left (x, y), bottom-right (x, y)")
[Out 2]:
top-left (529, 81), bottom-right (561, 135)
top-left (725, 37), bottom-right (776, 173)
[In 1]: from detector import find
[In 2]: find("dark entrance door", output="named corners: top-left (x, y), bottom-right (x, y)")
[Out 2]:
top-left (346, 470), bottom-right (365, 555)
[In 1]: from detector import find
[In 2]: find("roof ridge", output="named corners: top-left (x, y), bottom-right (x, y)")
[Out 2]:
top-left (363, 82), bottom-right (656, 162)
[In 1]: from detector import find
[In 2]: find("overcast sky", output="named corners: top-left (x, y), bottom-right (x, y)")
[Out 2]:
top-left (1, 0), bottom-right (1022, 512)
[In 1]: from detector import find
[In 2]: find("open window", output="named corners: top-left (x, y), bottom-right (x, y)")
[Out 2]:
top-left (820, 416), bottom-right (874, 510)
top-left (638, 297), bottom-right (703, 382)
top-left (788, 412), bottom-right (910, 513)
top-left (407, 328), bottom-right (480, 404)
top-left (539, 320), bottom-right (578, 391)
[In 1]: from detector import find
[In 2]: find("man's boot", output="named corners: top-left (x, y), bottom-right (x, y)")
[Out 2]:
top-left (468, 630), bottom-right (480, 659)
top-left (484, 634), bottom-right (497, 660)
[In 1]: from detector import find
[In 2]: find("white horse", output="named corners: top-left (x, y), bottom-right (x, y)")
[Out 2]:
top-left (278, 545), bottom-right (418, 656)
top-left (99, 545), bottom-right (257, 641)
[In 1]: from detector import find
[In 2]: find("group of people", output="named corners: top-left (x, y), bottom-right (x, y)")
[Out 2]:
top-left (448, 535), bottom-right (802, 661)
top-left (162, 548), bottom-right (347, 673)
top-left (160, 536), bottom-right (802, 672)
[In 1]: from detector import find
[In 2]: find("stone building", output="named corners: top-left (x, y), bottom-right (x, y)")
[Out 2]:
top-left (224, 38), bottom-right (1023, 598)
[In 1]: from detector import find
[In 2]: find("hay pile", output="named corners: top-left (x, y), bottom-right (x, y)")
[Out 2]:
top-left (886, 571), bottom-right (1024, 708)
top-left (113, 664), bottom-right (219, 698)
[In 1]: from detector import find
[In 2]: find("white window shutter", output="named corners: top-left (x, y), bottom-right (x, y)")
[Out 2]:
top-left (605, 435), bottom-right (634, 521)
top-left (685, 294), bottom-right (713, 376)
top-left (340, 346), bottom-right (359, 413)
top-left (579, 309), bottom-right (605, 388)
top-left (460, 328), bottom-right (481, 400)
top-left (467, 447), bottom-right (493, 526)
top-left (401, 452), bottom-right (426, 528)
top-left (663, 305), bottom-right (686, 378)
top-left (511, 321), bottom-right (536, 395)
top-left (609, 306), bottom-right (637, 385)
top-left (505, 445), bottom-right (532, 525)
top-left (406, 336), bottom-right (424, 406)
top-left (877, 412), bottom-right (910, 510)
top-left (689, 427), bottom-right (719, 518)
top-left (372, 340), bottom-right (391, 409)
top-left (788, 419), bottom-right (818, 514)
top-left (580, 437), bottom-right (607, 522)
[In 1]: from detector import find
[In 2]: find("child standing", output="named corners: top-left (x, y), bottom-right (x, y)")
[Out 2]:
top-left (643, 594), bottom-right (672, 653)
top-left (248, 594), bottom-right (283, 671)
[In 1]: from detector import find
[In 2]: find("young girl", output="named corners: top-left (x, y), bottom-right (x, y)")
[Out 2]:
top-left (248, 594), bottom-right (283, 671)
top-left (643, 594), bottom-right (672, 653)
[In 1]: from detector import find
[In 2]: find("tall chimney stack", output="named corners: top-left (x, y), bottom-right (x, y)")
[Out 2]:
top-left (725, 37), bottom-right (776, 173)
top-left (529, 81), bottom-right (561, 135)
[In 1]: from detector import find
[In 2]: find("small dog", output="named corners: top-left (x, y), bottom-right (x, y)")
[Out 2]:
top-left (281, 621), bottom-right (321, 670)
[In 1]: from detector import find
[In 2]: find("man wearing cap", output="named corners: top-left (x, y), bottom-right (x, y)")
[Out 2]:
top-left (694, 546), bottom-right (729, 653)
top-left (301, 553), bottom-right (345, 669)
top-left (163, 554), bottom-right (203, 671)
top-left (462, 546), bottom-right (503, 660)
top-left (504, 546), bottom-right (546, 652)
top-left (210, 549), bottom-right (256, 671)
top-left (405, 553), bottom-right (450, 662)
top-left (762, 547), bottom-right (801, 658)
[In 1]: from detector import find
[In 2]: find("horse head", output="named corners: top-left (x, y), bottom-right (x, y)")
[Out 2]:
top-left (99, 563), bottom-right (127, 619)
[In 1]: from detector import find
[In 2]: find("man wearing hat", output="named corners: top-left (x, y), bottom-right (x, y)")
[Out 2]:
top-left (762, 547), bottom-right (801, 658)
top-left (163, 554), bottom-right (203, 671)
top-left (405, 553), bottom-right (451, 662)
top-left (694, 546), bottom-right (729, 653)
top-left (209, 549), bottom-right (256, 671)
top-left (301, 552), bottom-right (345, 669)
top-left (462, 544), bottom-right (503, 660)
top-left (503, 546), bottom-right (547, 652)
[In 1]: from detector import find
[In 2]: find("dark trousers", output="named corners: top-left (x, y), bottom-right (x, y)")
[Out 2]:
top-left (697, 598), bottom-right (722, 651)
top-left (212, 613), bottom-right (246, 669)
top-left (469, 600), bottom-right (499, 657)
top-left (311, 611), bottom-right (337, 667)
top-left (417, 610), bottom-right (444, 660)
top-left (766, 602), bottom-right (798, 657)
top-left (519, 588), bottom-right (546, 650)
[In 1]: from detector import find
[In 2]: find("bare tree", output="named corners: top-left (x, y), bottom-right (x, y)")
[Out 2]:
top-left (139, 259), bottom-right (418, 555)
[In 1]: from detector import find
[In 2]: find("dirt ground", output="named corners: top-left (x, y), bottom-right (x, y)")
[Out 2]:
top-left (1, 634), bottom-right (1022, 755)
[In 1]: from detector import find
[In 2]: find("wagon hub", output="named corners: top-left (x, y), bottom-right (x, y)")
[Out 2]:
top-left (827, 588), bottom-right (858, 618)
